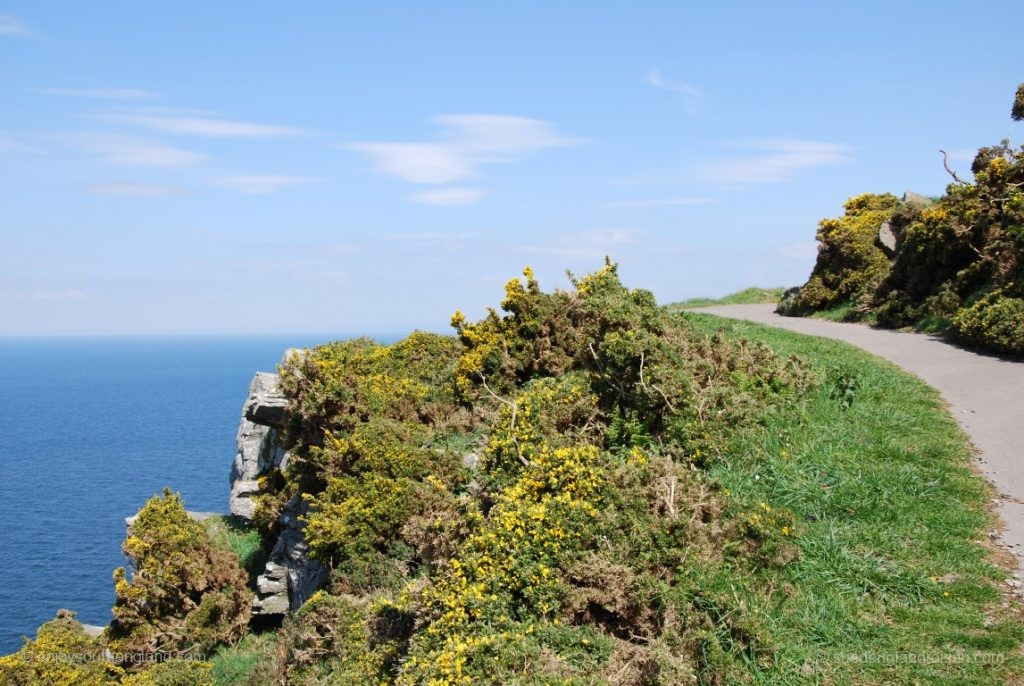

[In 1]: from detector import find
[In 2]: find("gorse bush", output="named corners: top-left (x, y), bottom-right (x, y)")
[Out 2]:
top-left (0, 610), bottom-right (124, 685)
top-left (107, 490), bottom-right (251, 665)
top-left (781, 83), bottom-right (1024, 355)
top-left (0, 493), bottom-right (250, 685)
top-left (780, 193), bottom-right (900, 315)
top-left (238, 260), bottom-right (814, 684)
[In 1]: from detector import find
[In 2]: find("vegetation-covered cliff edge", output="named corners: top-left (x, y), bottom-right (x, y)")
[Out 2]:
top-left (3, 262), bottom-right (1022, 684)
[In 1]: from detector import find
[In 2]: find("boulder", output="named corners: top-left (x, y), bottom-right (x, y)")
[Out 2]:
top-left (878, 220), bottom-right (897, 253)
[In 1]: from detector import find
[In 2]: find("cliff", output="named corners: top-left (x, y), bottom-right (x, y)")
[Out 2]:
top-left (228, 355), bottom-right (326, 616)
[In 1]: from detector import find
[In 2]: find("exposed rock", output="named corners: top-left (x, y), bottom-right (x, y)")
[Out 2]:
top-left (243, 372), bottom-right (288, 428)
top-left (251, 495), bottom-right (327, 616)
top-left (229, 371), bottom-right (290, 520)
top-left (81, 623), bottom-right (105, 638)
top-left (227, 350), bottom-right (326, 617)
top-left (878, 220), bottom-right (897, 253)
top-left (125, 510), bottom-right (220, 528)
top-left (902, 190), bottom-right (932, 207)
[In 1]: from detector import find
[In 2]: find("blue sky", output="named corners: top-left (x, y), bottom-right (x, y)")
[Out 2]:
top-left (2, 1), bottom-right (1021, 335)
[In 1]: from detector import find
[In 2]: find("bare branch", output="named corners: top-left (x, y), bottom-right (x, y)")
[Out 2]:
top-left (638, 351), bottom-right (677, 413)
top-left (940, 149), bottom-right (970, 185)
top-left (478, 373), bottom-right (528, 466)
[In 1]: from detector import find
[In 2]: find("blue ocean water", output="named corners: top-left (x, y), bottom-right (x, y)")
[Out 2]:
top-left (0, 335), bottom-right (381, 653)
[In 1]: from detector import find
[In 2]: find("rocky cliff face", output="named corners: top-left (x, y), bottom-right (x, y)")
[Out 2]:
top-left (229, 355), bottom-right (327, 617)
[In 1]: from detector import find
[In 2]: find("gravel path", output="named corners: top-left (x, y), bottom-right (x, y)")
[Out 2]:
top-left (694, 304), bottom-right (1024, 577)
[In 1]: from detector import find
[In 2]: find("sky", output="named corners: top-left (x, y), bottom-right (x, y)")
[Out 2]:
top-left (1, 1), bottom-right (1022, 336)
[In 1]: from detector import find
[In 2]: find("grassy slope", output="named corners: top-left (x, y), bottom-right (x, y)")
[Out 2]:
top-left (682, 311), bottom-right (1022, 684)
top-left (205, 314), bottom-right (1023, 685)
top-left (666, 286), bottom-right (786, 310)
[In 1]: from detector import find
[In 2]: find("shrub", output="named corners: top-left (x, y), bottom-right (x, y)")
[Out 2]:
top-left (107, 489), bottom-right (251, 666)
top-left (783, 84), bottom-right (1024, 357)
top-left (0, 609), bottom-right (124, 685)
top-left (951, 289), bottom-right (1024, 355)
top-left (779, 193), bottom-right (900, 315)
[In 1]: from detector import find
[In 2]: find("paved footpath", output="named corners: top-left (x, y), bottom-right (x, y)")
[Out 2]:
top-left (694, 304), bottom-right (1024, 577)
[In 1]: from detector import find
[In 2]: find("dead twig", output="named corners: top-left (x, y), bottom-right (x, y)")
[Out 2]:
top-left (638, 351), bottom-right (677, 413)
top-left (940, 149), bottom-right (970, 185)
top-left (478, 373), bottom-right (528, 466)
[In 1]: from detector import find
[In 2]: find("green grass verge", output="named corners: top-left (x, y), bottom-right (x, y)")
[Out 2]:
top-left (667, 286), bottom-right (787, 310)
top-left (679, 311), bottom-right (1023, 684)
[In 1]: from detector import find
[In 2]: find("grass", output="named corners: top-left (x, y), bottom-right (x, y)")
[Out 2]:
top-left (202, 514), bottom-right (268, 587)
top-left (210, 313), bottom-right (1021, 684)
top-left (679, 311), bottom-right (1023, 684)
top-left (666, 286), bottom-right (787, 310)
top-left (210, 632), bottom-right (275, 685)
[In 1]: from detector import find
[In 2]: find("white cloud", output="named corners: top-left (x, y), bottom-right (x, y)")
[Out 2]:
top-left (87, 183), bottom-right (184, 196)
top-left (346, 143), bottom-right (471, 184)
top-left (698, 139), bottom-right (851, 185)
top-left (38, 87), bottom-right (159, 100)
top-left (646, 68), bottom-right (702, 113)
top-left (345, 114), bottom-right (581, 189)
top-left (104, 113), bottom-right (306, 138)
top-left (0, 14), bottom-right (30, 35)
top-left (71, 133), bottom-right (207, 166)
top-left (433, 114), bottom-right (582, 159)
top-left (607, 196), bottom-right (713, 208)
top-left (407, 187), bottom-right (486, 206)
top-left (213, 175), bottom-right (312, 194)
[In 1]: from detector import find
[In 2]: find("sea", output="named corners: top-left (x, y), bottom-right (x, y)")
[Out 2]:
top-left (0, 334), bottom-right (394, 654)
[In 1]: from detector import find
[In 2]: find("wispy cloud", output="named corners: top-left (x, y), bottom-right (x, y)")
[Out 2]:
top-left (697, 139), bottom-right (851, 185)
top-left (38, 87), bottom-right (160, 100)
top-left (103, 112), bottom-right (307, 138)
top-left (86, 183), bottom-right (185, 196)
top-left (0, 14), bottom-right (31, 36)
top-left (407, 187), bottom-right (486, 206)
top-left (646, 68), bottom-right (702, 114)
top-left (70, 133), bottom-right (207, 166)
top-left (213, 175), bottom-right (312, 194)
top-left (344, 114), bottom-right (581, 190)
top-left (607, 196), bottom-right (713, 208)
top-left (346, 143), bottom-right (471, 184)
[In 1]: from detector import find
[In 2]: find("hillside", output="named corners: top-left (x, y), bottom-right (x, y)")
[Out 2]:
top-left (778, 84), bottom-right (1024, 355)
top-left (3, 262), bottom-right (1021, 685)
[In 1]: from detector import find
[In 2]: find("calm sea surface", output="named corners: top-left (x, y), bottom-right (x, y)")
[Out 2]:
top-left (0, 334), bottom-right (392, 653)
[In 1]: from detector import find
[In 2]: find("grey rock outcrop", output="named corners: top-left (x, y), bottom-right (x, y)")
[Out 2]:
top-left (902, 190), bottom-right (932, 208)
top-left (251, 495), bottom-right (327, 615)
top-left (229, 373), bottom-right (289, 520)
top-left (878, 220), bottom-right (897, 253)
top-left (227, 350), bottom-right (326, 617)
top-left (243, 372), bottom-right (288, 428)
top-left (124, 510), bottom-right (219, 528)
